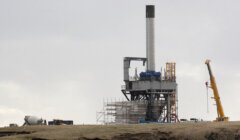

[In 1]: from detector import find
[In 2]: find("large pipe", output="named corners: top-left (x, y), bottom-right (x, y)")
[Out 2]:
top-left (146, 5), bottom-right (155, 71)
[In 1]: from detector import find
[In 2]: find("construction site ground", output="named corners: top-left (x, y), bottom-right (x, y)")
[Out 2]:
top-left (1, 121), bottom-right (240, 140)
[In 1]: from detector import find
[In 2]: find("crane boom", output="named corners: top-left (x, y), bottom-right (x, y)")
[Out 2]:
top-left (205, 59), bottom-right (228, 122)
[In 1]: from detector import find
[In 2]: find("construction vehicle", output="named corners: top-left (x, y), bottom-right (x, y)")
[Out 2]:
top-left (205, 59), bottom-right (229, 122)
top-left (48, 119), bottom-right (73, 125)
top-left (23, 116), bottom-right (47, 126)
top-left (9, 123), bottom-right (18, 127)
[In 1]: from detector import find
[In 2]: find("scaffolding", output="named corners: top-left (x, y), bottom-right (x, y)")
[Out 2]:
top-left (165, 62), bottom-right (176, 81)
top-left (96, 95), bottom-right (178, 124)
top-left (97, 62), bottom-right (179, 124)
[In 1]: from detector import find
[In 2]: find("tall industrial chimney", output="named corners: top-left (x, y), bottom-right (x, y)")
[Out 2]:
top-left (146, 5), bottom-right (155, 72)
top-left (120, 5), bottom-right (178, 123)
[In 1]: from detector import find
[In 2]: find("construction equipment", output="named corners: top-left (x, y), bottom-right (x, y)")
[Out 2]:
top-left (48, 119), bottom-right (73, 125)
top-left (205, 59), bottom-right (229, 122)
top-left (23, 116), bottom-right (47, 126)
top-left (9, 123), bottom-right (18, 127)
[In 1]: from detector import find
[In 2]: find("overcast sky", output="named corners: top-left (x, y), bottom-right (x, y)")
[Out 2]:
top-left (0, 0), bottom-right (240, 126)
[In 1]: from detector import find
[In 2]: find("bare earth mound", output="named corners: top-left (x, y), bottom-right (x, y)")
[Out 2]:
top-left (1, 121), bottom-right (240, 140)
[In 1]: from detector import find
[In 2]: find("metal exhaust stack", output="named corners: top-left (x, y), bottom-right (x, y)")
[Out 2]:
top-left (118, 5), bottom-right (179, 124)
top-left (146, 5), bottom-right (155, 72)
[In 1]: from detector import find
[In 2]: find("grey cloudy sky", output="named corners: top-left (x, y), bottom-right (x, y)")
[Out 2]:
top-left (0, 0), bottom-right (240, 126)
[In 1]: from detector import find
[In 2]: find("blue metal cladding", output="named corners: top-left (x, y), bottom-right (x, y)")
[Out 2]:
top-left (140, 71), bottom-right (161, 79)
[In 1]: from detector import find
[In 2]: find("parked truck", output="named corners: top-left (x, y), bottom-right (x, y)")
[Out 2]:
top-left (48, 119), bottom-right (73, 125)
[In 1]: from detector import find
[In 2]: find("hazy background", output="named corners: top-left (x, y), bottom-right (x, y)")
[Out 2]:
top-left (0, 0), bottom-right (240, 126)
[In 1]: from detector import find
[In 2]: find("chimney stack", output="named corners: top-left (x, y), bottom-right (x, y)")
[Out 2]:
top-left (146, 5), bottom-right (155, 72)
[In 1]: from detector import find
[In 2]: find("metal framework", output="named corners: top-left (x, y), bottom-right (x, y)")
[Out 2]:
top-left (122, 58), bottom-right (179, 123)
top-left (97, 5), bottom-right (179, 124)
top-left (165, 62), bottom-right (176, 81)
top-left (97, 99), bottom-right (176, 124)
top-left (96, 59), bottom-right (179, 124)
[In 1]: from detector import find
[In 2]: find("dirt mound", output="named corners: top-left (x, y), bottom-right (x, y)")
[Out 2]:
top-left (1, 122), bottom-right (240, 140)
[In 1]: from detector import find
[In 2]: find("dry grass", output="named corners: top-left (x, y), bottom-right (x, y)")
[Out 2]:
top-left (1, 121), bottom-right (240, 140)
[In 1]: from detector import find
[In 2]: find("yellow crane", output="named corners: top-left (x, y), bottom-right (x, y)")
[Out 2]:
top-left (205, 59), bottom-right (229, 122)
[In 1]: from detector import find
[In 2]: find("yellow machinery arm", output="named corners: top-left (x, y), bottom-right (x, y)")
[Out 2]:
top-left (205, 59), bottom-right (228, 122)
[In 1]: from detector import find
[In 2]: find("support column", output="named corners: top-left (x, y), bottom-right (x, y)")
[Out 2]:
top-left (167, 94), bottom-right (171, 123)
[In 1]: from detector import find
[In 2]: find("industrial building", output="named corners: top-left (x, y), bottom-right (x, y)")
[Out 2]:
top-left (97, 5), bottom-right (179, 124)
